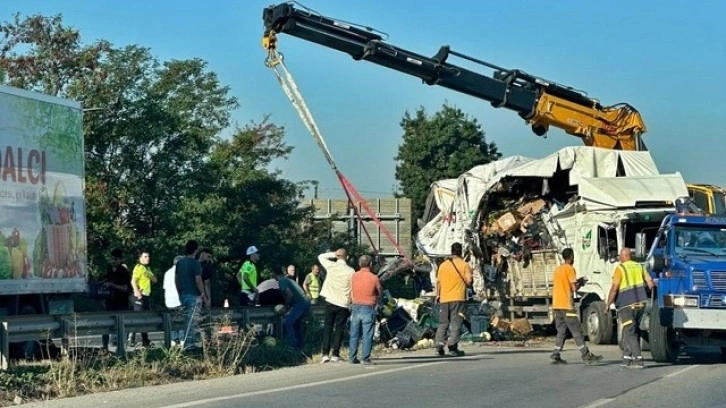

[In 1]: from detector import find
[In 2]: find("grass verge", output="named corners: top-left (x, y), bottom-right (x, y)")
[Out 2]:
top-left (0, 312), bottom-right (322, 407)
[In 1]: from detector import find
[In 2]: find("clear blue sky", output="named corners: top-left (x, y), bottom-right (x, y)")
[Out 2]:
top-left (2, 0), bottom-right (725, 198)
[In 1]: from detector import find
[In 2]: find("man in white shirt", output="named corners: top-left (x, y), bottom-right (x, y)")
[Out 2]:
top-left (163, 255), bottom-right (185, 346)
top-left (318, 248), bottom-right (354, 363)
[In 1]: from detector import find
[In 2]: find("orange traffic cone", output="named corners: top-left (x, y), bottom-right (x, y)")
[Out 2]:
top-left (219, 298), bottom-right (234, 334)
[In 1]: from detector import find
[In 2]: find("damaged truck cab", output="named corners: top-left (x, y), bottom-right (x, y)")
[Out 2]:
top-left (554, 206), bottom-right (671, 344)
top-left (643, 209), bottom-right (726, 362)
top-left (417, 147), bottom-right (689, 345)
top-left (497, 181), bottom-right (677, 345)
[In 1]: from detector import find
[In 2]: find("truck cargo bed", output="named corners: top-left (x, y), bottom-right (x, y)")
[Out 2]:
top-left (506, 249), bottom-right (559, 298)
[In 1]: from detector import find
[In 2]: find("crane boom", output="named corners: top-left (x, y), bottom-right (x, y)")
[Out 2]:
top-left (262, 3), bottom-right (647, 151)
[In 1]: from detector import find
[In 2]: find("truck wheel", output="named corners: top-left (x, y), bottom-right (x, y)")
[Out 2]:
top-left (640, 332), bottom-right (651, 352)
top-left (584, 301), bottom-right (613, 345)
top-left (649, 306), bottom-right (678, 363)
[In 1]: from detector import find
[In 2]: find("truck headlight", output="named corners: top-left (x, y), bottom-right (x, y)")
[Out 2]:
top-left (665, 295), bottom-right (699, 308)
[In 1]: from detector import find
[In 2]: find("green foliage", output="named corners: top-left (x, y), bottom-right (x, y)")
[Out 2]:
top-left (394, 102), bottom-right (501, 227)
top-left (0, 12), bottom-right (374, 305)
top-left (0, 13), bottom-right (109, 96)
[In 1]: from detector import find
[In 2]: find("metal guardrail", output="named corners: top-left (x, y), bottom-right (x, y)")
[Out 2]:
top-left (0, 305), bottom-right (328, 371)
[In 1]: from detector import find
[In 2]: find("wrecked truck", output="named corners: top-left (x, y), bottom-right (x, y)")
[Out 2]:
top-left (416, 146), bottom-right (688, 344)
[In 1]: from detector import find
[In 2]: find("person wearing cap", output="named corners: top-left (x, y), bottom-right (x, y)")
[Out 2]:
top-left (163, 254), bottom-right (185, 347)
top-left (238, 246), bottom-right (261, 306)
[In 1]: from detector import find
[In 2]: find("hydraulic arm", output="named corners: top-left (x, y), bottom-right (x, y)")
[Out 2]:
top-left (262, 3), bottom-right (647, 151)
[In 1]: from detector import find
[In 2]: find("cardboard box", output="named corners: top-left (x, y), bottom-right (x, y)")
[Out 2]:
top-left (490, 316), bottom-right (511, 332)
top-left (481, 221), bottom-right (502, 236)
top-left (510, 318), bottom-right (533, 335)
top-left (496, 211), bottom-right (523, 233)
top-left (517, 199), bottom-right (548, 216)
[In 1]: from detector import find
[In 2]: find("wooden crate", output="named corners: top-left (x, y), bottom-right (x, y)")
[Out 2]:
top-left (508, 249), bottom-right (559, 298)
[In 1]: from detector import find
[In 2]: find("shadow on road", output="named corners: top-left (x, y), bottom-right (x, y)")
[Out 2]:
top-left (473, 348), bottom-right (552, 355)
top-left (375, 355), bottom-right (491, 365)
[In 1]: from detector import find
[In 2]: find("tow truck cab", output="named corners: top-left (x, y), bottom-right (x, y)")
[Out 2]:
top-left (644, 213), bottom-right (726, 362)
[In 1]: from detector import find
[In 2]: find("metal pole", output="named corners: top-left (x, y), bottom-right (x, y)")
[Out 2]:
top-left (115, 315), bottom-right (126, 356)
top-left (1, 322), bottom-right (8, 371)
top-left (162, 312), bottom-right (172, 349)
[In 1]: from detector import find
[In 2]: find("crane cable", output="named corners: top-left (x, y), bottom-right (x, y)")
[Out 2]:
top-left (264, 32), bottom-right (413, 265)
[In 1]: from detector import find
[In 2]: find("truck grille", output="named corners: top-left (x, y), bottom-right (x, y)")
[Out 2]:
top-left (711, 271), bottom-right (726, 291)
top-left (693, 271), bottom-right (707, 289)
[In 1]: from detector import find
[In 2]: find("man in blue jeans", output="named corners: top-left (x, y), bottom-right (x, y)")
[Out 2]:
top-left (175, 240), bottom-right (209, 350)
top-left (274, 269), bottom-right (311, 350)
top-left (348, 255), bottom-right (382, 365)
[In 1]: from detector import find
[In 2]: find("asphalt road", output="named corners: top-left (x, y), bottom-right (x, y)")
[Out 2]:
top-left (19, 343), bottom-right (726, 408)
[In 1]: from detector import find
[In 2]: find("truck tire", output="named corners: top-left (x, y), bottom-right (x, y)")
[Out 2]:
top-left (584, 301), bottom-right (613, 345)
top-left (640, 332), bottom-right (651, 352)
top-left (649, 306), bottom-right (678, 363)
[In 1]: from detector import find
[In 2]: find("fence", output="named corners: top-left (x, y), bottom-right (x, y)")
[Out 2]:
top-left (1, 305), bottom-right (328, 371)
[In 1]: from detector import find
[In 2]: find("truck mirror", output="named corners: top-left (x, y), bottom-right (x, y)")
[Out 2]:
top-left (635, 232), bottom-right (647, 259)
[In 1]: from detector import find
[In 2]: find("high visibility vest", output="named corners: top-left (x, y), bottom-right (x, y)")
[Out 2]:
top-left (239, 261), bottom-right (257, 291)
top-left (615, 261), bottom-right (648, 309)
top-left (309, 273), bottom-right (321, 299)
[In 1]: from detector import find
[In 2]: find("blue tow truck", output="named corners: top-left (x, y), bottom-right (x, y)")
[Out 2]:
top-left (640, 199), bottom-right (726, 362)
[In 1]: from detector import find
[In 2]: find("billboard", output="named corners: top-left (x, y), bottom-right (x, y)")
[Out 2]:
top-left (0, 86), bottom-right (87, 294)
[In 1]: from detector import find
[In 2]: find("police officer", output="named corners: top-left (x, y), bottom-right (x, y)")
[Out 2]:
top-left (604, 248), bottom-right (655, 368)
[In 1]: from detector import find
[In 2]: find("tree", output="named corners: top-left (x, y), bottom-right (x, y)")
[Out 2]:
top-left (0, 13), bottom-right (109, 96)
top-left (394, 102), bottom-right (501, 227)
top-left (0, 12), bottom-right (372, 304)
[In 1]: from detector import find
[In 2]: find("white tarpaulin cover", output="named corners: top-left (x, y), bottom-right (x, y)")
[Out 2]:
top-left (577, 174), bottom-right (688, 210)
top-left (416, 146), bottom-right (671, 256)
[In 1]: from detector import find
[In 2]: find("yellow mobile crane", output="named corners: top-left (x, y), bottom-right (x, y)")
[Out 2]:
top-left (261, 3), bottom-right (724, 214)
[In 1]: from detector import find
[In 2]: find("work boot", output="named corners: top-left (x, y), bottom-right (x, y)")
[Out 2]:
top-left (582, 351), bottom-right (603, 364)
top-left (550, 353), bottom-right (567, 365)
top-left (448, 348), bottom-right (465, 357)
top-left (630, 356), bottom-right (645, 369)
top-left (435, 346), bottom-right (445, 357)
top-left (620, 356), bottom-right (633, 367)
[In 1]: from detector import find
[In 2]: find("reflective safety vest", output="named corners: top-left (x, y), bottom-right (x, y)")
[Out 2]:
top-left (308, 273), bottom-right (321, 299)
top-left (615, 261), bottom-right (648, 309)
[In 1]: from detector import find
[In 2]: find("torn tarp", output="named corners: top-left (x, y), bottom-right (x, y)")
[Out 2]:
top-left (415, 146), bottom-right (686, 297)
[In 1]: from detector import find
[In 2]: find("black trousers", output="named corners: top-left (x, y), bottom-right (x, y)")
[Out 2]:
top-left (321, 301), bottom-right (350, 357)
top-left (618, 305), bottom-right (645, 358)
top-left (129, 295), bottom-right (151, 345)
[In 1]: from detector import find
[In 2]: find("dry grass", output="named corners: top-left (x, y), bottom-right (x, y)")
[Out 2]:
top-left (0, 313), bottom-right (318, 407)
